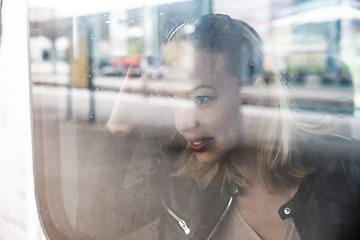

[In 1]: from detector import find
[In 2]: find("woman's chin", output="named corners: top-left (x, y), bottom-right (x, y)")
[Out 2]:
top-left (194, 152), bottom-right (222, 164)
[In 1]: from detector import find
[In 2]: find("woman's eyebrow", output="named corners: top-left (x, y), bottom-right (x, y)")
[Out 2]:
top-left (191, 85), bottom-right (216, 92)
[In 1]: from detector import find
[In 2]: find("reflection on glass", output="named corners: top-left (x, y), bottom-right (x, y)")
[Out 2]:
top-left (29, 1), bottom-right (360, 240)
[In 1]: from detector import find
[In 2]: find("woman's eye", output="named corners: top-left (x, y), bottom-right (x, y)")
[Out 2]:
top-left (195, 96), bottom-right (211, 104)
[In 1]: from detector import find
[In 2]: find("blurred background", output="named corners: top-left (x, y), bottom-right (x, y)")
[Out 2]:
top-left (28, 0), bottom-right (360, 126)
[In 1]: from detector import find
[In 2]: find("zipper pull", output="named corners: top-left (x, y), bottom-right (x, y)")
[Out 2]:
top-left (178, 219), bottom-right (191, 235)
top-left (162, 199), bottom-right (191, 235)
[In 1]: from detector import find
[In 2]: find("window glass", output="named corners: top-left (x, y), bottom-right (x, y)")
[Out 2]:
top-left (29, 0), bottom-right (360, 239)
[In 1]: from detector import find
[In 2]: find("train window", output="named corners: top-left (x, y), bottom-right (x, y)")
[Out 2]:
top-left (0, 0), bottom-right (46, 239)
top-left (29, 0), bottom-right (360, 239)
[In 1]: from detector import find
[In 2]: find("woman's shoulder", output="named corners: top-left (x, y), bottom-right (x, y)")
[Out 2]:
top-left (299, 134), bottom-right (360, 163)
top-left (299, 134), bottom-right (360, 187)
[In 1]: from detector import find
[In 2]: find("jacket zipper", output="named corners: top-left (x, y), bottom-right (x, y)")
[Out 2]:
top-left (162, 199), bottom-right (191, 235)
top-left (162, 196), bottom-right (233, 238)
top-left (206, 196), bottom-right (233, 240)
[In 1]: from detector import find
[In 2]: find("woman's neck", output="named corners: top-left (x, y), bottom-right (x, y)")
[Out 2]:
top-left (229, 148), bottom-right (298, 194)
top-left (228, 147), bottom-right (261, 187)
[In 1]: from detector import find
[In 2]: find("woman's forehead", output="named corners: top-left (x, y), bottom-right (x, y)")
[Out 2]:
top-left (167, 50), bottom-right (231, 83)
top-left (192, 49), bottom-right (228, 69)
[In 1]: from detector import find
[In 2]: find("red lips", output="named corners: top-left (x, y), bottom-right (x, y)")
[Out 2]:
top-left (188, 137), bottom-right (214, 152)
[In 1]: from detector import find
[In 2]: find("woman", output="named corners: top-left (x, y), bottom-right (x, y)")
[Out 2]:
top-left (100, 14), bottom-right (360, 240)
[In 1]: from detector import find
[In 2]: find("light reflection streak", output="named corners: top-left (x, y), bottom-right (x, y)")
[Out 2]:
top-left (32, 85), bottom-right (360, 138)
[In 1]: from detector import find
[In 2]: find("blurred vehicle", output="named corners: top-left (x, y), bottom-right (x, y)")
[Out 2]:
top-left (100, 55), bottom-right (162, 77)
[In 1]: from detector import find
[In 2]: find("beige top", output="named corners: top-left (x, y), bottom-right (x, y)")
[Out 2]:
top-left (213, 203), bottom-right (301, 240)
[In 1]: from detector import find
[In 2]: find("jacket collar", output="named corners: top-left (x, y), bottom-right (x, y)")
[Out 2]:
top-left (278, 172), bottom-right (317, 220)
top-left (278, 137), bottom-right (319, 220)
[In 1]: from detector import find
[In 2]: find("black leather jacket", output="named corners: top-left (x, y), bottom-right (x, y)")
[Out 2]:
top-left (157, 135), bottom-right (360, 240)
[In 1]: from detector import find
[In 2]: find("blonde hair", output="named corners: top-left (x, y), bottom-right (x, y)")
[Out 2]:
top-left (164, 17), bottom-right (338, 191)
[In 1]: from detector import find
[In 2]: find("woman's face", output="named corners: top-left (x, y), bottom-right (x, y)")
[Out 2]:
top-left (169, 49), bottom-right (244, 164)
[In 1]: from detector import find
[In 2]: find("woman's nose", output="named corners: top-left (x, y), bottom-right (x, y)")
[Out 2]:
top-left (174, 108), bottom-right (199, 133)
